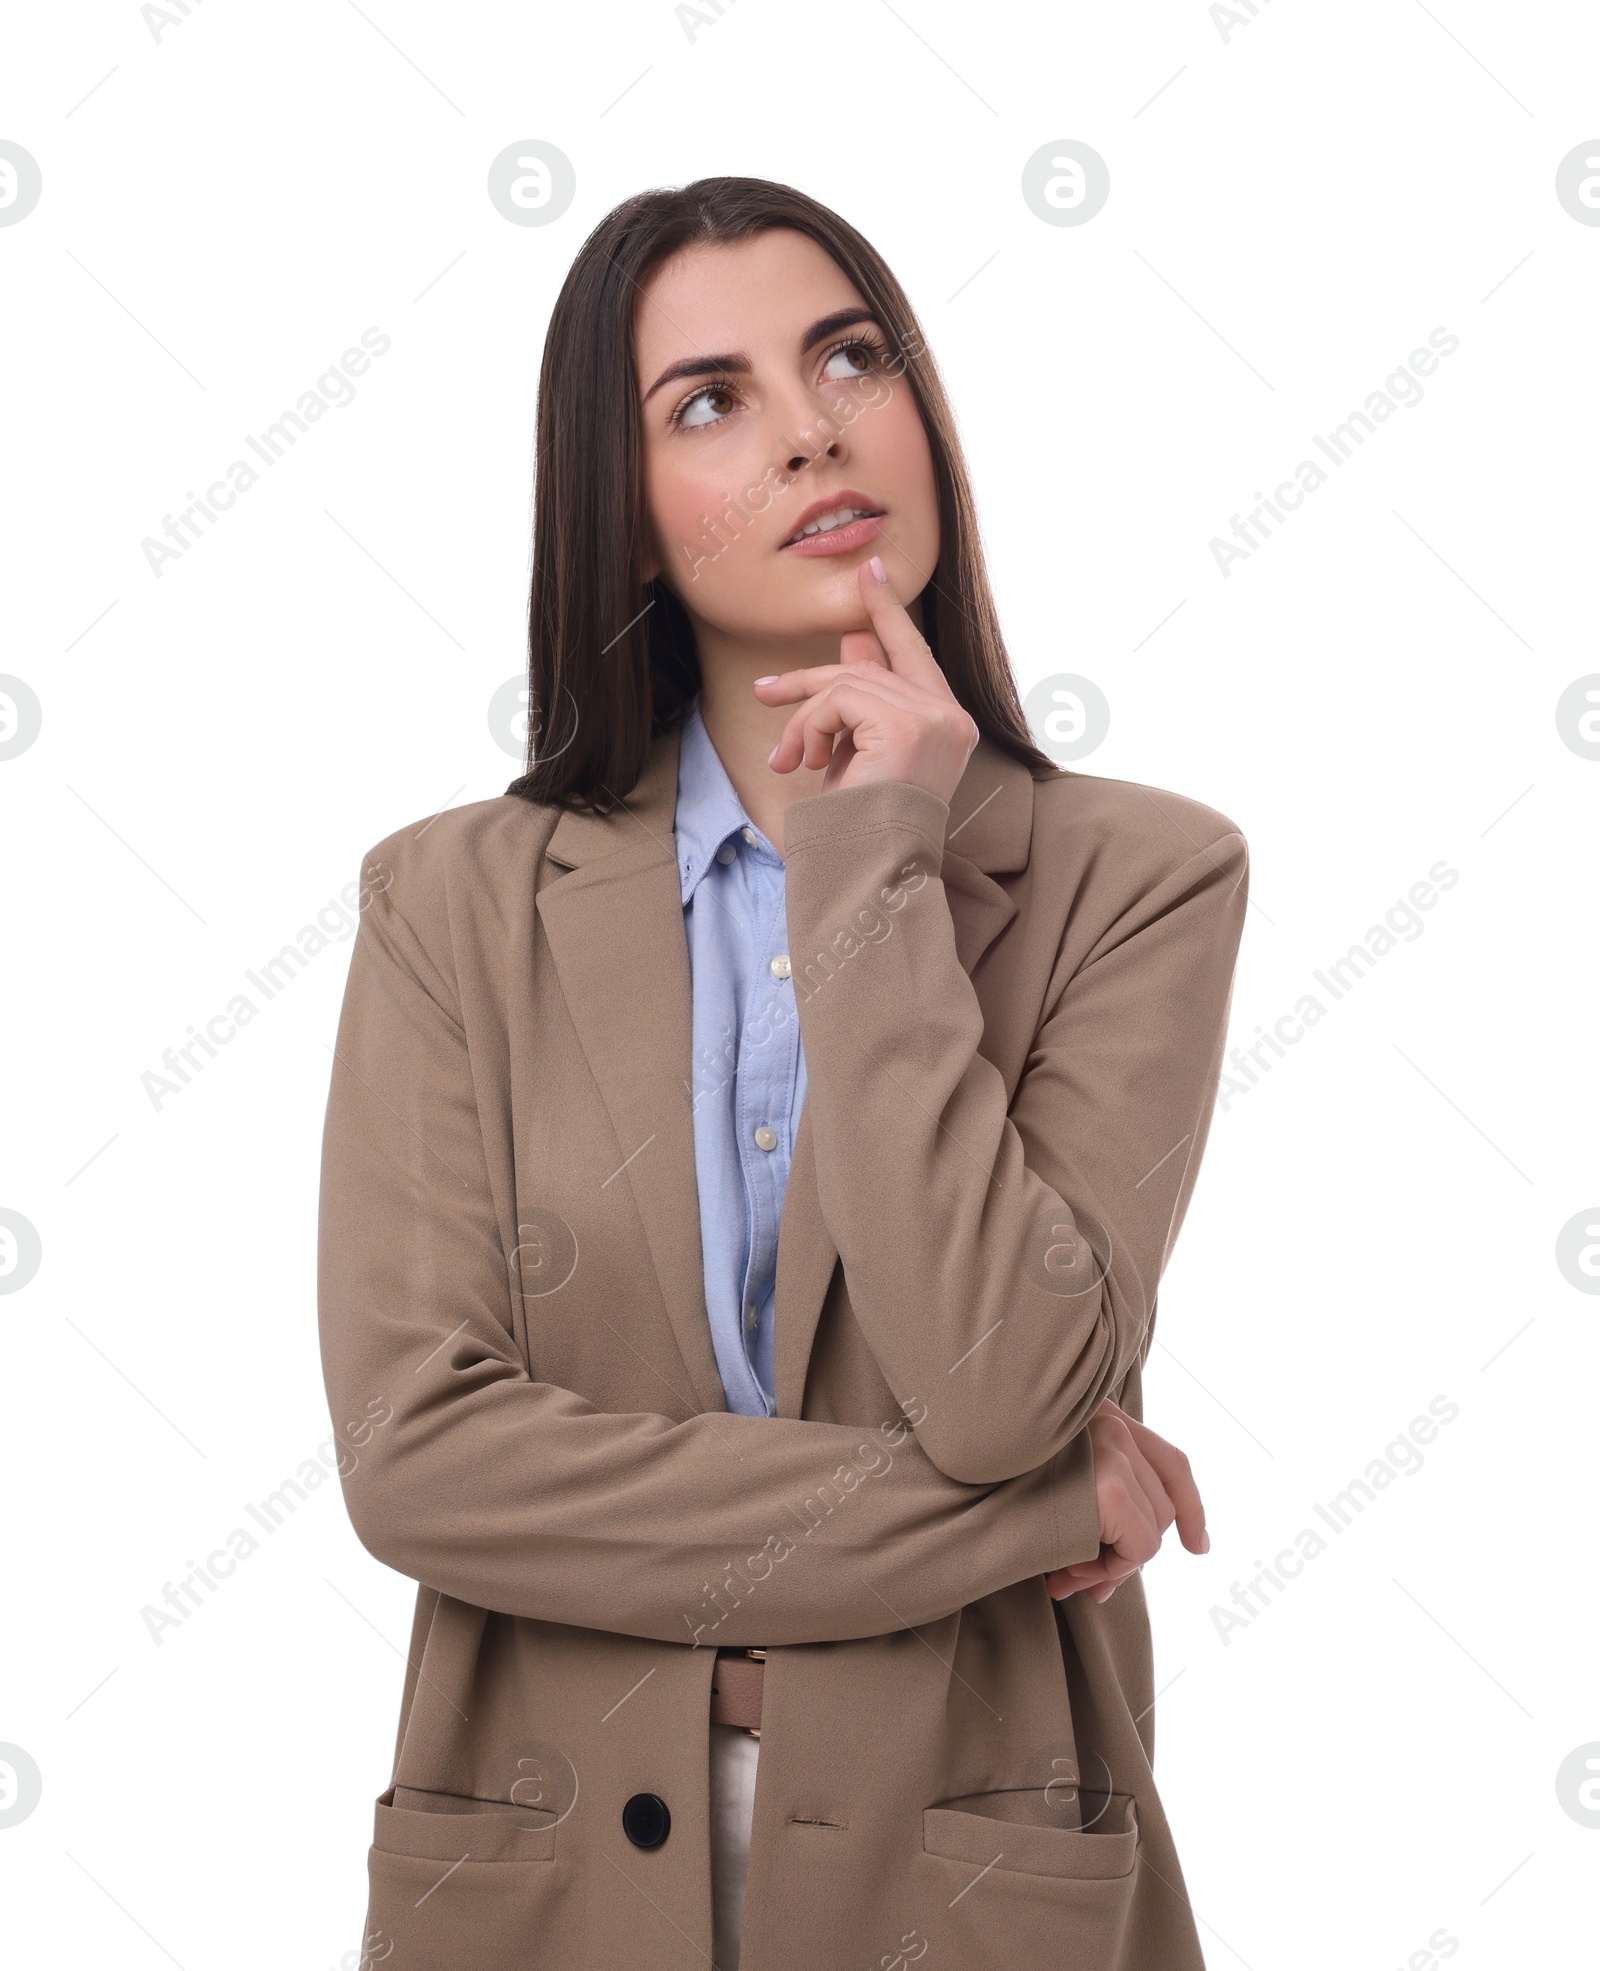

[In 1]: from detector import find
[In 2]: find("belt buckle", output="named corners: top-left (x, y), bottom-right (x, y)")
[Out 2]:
top-left (744, 1648), bottom-right (765, 1739)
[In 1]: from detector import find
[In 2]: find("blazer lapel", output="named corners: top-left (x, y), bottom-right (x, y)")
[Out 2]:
top-left (535, 723), bottom-right (731, 1419)
top-left (940, 746), bottom-right (1034, 975)
top-left (770, 1098), bottom-right (838, 1420)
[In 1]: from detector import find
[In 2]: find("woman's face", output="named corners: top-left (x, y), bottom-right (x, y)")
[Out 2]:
top-left (633, 228), bottom-right (940, 644)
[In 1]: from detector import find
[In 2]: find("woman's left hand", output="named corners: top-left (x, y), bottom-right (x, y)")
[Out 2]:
top-left (1045, 1399), bottom-right (1210, 1605)
top-left (754, 556), bottom-right (979, 806)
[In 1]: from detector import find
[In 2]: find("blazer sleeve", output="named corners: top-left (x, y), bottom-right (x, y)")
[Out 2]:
top-left (316, 841), bottom-right (1101, 1649)
top-left (781, 776), bottom-right (1249, 1486)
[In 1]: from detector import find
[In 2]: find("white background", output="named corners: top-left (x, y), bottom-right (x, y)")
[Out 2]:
top-left (3, 2), bottom-right (1597, 1966)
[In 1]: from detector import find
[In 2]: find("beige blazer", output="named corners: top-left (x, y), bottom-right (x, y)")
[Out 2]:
top-left (317, 716), bottom-right (1249, 1970)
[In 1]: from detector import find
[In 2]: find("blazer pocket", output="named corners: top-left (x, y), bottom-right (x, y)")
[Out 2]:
top-left (923, 1786), bottom-right (1138, 1882)
top-left (372, 1782), bottom-right (559, 1865)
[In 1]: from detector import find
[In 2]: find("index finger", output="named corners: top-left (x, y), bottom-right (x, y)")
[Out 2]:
top-left (858, 556), bottom-right (944, 682)
top-left (1118, 1415), bottom-right (1208, 1554)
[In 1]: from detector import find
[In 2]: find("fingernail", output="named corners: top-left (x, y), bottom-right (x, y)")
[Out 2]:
top-left (754, 675), bottom-right (779, 687)
top-left (867, 555), bottom-right (887, 585)
top-left (767, 744), bottom-right (780, 766)
top-left (1200, 1529), bottom-right (1210, 1553)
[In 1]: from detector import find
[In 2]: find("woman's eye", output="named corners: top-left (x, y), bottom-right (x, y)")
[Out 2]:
top-left (675, 382), bottom-right (738, 429)
top-left (670, 340), bottom-right (883, 429)
top-left (821, 339), bottom-right (880, 382)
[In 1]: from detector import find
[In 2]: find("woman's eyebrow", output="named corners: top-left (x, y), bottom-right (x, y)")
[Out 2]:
top-left (640, 307), bottom-right (882, 407)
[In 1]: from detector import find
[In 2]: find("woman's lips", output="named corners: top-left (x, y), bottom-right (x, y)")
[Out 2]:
top-left (779, 513), bottom-right (885, 558)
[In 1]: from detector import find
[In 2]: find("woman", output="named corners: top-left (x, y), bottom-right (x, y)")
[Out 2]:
top-left (318, 175), bottom-right (1248, 1971)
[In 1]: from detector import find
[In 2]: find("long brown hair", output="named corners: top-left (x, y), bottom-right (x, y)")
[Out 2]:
top-left (505, 175), bottom-right (1056, 812)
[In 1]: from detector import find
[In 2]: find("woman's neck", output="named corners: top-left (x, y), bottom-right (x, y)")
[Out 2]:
top-left (694, 652), bottom-right (830, 859)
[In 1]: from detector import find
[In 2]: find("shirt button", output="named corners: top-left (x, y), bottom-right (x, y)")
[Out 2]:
top-left (715, 841), bottom-right (738, 864)
top-left (741, 825), bottom-right (759, 847)
top-left (745, 1303), bottom-right (758, 1332)
top-left (769, 954), bottom-right (791, 980)
top-left (753, 1124), bottom-right (777, 1151)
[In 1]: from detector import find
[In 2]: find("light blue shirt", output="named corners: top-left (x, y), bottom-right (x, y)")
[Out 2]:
top-left (674, 694), bottom-right (808, 1417)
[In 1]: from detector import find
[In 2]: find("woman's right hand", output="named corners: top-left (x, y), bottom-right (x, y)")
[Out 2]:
top-left (1045, 1400), bottom-right (1209, 1605)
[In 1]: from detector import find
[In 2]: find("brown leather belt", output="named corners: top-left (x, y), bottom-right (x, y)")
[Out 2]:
top-left (710, 1647), bottom-right (765, 1737)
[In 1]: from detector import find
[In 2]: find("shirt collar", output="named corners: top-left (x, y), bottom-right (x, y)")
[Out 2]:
top-left (674, 694), bottom-right (780, 905)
